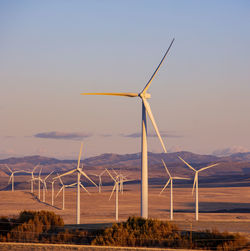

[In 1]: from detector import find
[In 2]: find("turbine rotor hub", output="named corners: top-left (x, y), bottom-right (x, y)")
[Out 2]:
top-left (139, 92), bottom-right (151, 99)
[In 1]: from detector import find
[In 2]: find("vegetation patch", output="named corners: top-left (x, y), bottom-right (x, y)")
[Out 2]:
top-left (0, 212), bottom-right (249, 250)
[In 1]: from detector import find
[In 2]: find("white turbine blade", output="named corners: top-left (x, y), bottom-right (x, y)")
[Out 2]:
top-left (45, 171), bottom-right (54, 181)
top-left (5, 164), bottom-right (12, 173)
top-left (192, 173), bottom-right (197, 195)
top-left (65, 182), bottom-right (77, 187)
top-left (161, 159), bottom-right (171, 177)
top-left (160, 178), bottom-right (171, 195)
top-left (172, 177), bottom-right (190, 180)
top-left (56, 186), bottom-right (64, 198)
top-left (142, 97), bottom-right (167, 153)
top-left (78, 169), bottom-right (97, 187)
top-left (81, 92), bottom-right (138, 98)
top-left (33, 164), bottom-right (40, 173)
top-left (100, 170), bottom-right (107, 176)
top-left (39, 167), bottom-right (43, 177)
top-left (109, 183), bottom-right (117, 200)
top-left (8, 174), bottom-right (13, 184)
top-left (105, 169), bottom-right (115, 182)
top-left (56, 169), bottom-right (76, 179)
top-left (111, 168), bottom-right (118, 176)
top-left (141, 38), bottom-right (175, 94)
top-left (80, 183), bottom-right (90, 195)
top-left (77, 143), bottom-right (83, 170)
top-left (178, 156), bottom-right (196, 172)
top-left (198, 163), bottom-right (219, 173)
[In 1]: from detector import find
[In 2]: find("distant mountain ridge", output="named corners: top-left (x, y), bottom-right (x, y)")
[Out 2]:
top-left (0, 151), bottom-right (249, 171)
top-left (0, 151), bottom-right (250, 188)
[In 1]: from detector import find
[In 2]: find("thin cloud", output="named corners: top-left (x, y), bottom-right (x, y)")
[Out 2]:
top-left (212, 146), bottom-right (249, 156)
top-left (121, 131), bottom-right (182, 138)
top-left (34, 131), bottom-right (92, 141)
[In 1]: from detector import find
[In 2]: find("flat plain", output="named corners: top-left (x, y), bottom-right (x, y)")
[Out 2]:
top-left (0, 177), bottom-right (250, 237)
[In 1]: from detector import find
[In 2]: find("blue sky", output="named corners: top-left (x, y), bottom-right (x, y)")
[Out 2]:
top-left (0, 0), bottom-right (250, 158)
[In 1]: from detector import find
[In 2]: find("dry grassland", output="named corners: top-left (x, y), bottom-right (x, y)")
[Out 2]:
top-left (0, 182), bottom-right (250, 236)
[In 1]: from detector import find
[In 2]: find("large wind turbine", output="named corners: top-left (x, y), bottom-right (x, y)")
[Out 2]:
top-left (159, 159), bottom-right (189, 220)
top-left (178, 156), bottom-right (219, 221)
top-left (81, 39), bottom-right (174, 218)
top-left (54, 143), bottom-right (97, 224)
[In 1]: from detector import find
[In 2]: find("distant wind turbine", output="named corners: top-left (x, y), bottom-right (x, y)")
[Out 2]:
top-left (178, 156), bottom-right (219, 221)
top-left (91, 170), bottom-right (107, 193)
top-left (36, 171), bottom-right (54, 203)
top-left (159, 159), bottom-right (189, 220)
top-left (56, 176), bottom-right (78, 210)
top-left (54, 143), bottom-right (97, 224)
top-left (5, 165), bottom-right (26, 192)
top-left (106, 169), bottom-right (120, 221)
top-left (81, 39), bottom-right (174, 218)
top-left (27, 164), bottom-right (40, 193)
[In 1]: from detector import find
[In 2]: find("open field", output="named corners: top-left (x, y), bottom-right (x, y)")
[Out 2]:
top-left (0, 182), bottom-right (250, 237)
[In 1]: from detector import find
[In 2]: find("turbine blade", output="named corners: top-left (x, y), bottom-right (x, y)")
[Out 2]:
top-left (109, 183), bottom-right (116, 200)
top-left (33, 163), bottom-right (40, 173)
top-left (77, 143), bottom-right (83, 170)
top-left (141, 38), bottom-right (175, 94)
top-left (39, 167), bottom-right (43, 177)
top-left (142, 97), bottom-right (167, 153)
top-left (81, 92), bottom-right (138, 97)
top-left (79, 183), bottom-right (90, 194)
top-left (56, 169), bottom-right (76, 179)
top-left (78, 169), bottom-right (97, 187)
top-left (8, 174), bottom-right (13, 184)
top-left (5, 164), bottom-right (12, 173)
top-left (56, 187), bottom-right (64, 198)
top-left (178, 156), bottom-right (196, 172)
top-left (192, 173), bottom-right (197, 195)
top-left (66, 182), bottom-right (77, 187)
top-left (105, 168), bottom-right (115, 182)
top-left (45, 171), bottom-right (54, 180)
top-left (161, 159), bottom-right (171, 177)
top-left (198, 163), bottom-right (219, 172)
top-left (172, 177), bottom-right (190, 180)
top-left (160, 178), bottom-right (171, 195)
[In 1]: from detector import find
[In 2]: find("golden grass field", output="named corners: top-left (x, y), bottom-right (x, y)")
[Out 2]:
top-left (1, 179), bottom-right (250, 237)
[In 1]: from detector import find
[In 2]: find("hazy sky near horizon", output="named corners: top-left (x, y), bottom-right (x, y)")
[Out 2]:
top-left (0, 0), bottom-right (250, 159)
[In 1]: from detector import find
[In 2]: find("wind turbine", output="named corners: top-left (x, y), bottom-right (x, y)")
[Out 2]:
top-left (32, 167), bottom-right (43, 199)
top-left (56, 176), bottom-right (78, 210)
top-left (54, 143), bottom-right (97, 224)
top-left (106, 169), bottom-right (120, 221)
top-left (159, 159), bottom-right (189, 221)
top-left (37, 171), bottom-right (54, 203)
top-left (91, 170), bottom-right (107, 193)
top-left (81, 39), bottom-right (174, 218)
top-left (27, 164), bottom-right (40, 193)
top-left (5, 165), bottom-right (26, 192)
top-left (178, 156), bottom-right (219, 221)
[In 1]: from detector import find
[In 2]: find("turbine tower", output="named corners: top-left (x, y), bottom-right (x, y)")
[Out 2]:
top-left (178, 156), bottom-right (219, 221)
top-left (159, 159), bottom-right (189, 220)
top-left (81, 39), bottom-right (174, 218)
top-left (54, 143), bottom-right (97, 224)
